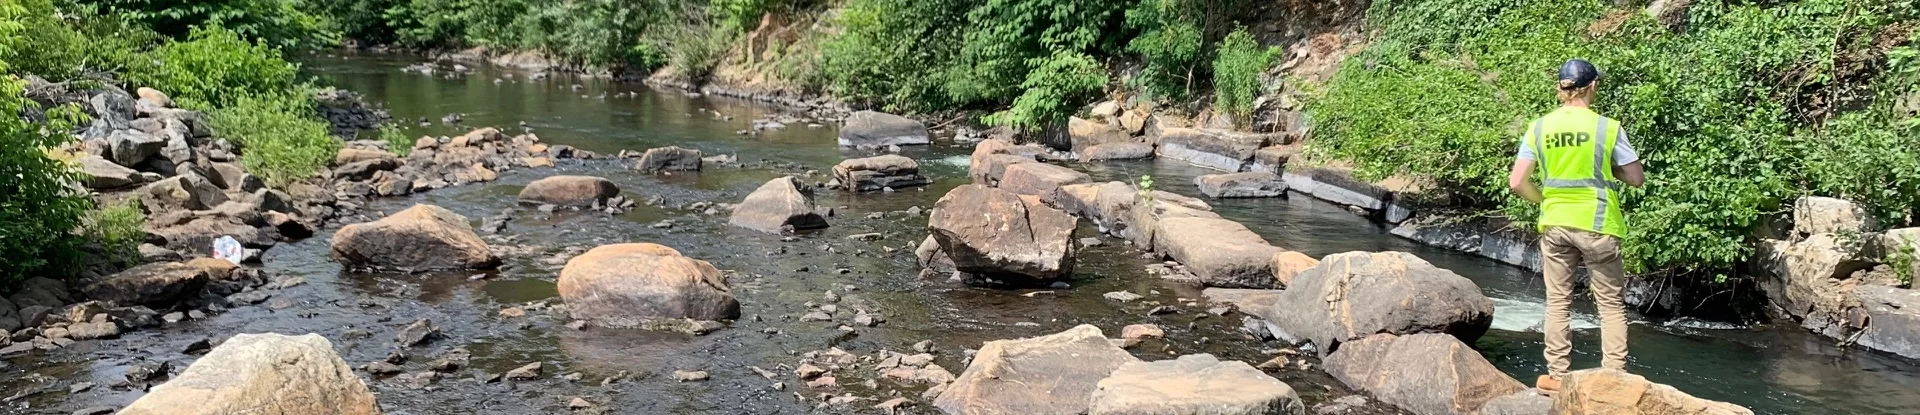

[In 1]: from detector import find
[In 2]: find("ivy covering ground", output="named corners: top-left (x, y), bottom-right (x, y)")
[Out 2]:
top-left (1307, 0), bottom-right (1920, 276)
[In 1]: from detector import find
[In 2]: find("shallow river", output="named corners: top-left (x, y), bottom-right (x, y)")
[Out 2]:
top-left (5, 53), bottom-right (1916, 414)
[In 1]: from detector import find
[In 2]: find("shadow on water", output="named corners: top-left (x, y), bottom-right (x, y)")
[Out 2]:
top-left (5, 52), bottom-right (1914, 415)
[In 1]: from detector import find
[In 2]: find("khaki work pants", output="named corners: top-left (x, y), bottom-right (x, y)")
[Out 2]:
top-left (1540, 226), bottom-right (1629, 377)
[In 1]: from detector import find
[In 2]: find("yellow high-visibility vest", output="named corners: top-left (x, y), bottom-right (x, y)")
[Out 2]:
top-left (1526, 107), bottom-right (1626, 237)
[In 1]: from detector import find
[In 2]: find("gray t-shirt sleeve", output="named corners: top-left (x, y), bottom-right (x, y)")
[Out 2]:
top-left (1516, 122), bottom-right (1640, 166)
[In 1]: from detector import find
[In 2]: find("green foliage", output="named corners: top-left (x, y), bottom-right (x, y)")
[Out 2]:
top-left (945, 0), bottom-right (1126, 105)
top-left (1307, 0), bottom-right (1920, 274)
top-left (208, 92), bottom-right (341, 187)
top-left (379, 124), bottom-right (413, 157)
top-left (314, 0), bottom-right (402, 44)
top-left (0, 3), bottom-right (92, 284)
top-left (658, 21), bottom-right (737, 81)
top-left (989, 51), bottom-right (1108, 131)
top-left (128, 26), bottom-right (298, 109)
top-left (1890, 236), bottom-right (1917, 288)
top-left (78, 0), bottom-right (336, 49)
top-left (1210, 26), bottom-right (1278, 127)
top-left (1138, 174), bottom-right (1156, 203)
top-left (821, 0), bottom-right (976, 112)
top-left (1124, 0), bottom-right (1203, 99)
top-left (83, 199), bottom-right (146, 267)
top-left (0, 0), bottom-right (161, 81)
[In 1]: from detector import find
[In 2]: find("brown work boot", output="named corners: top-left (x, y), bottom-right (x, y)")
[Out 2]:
top-left (1536, 375), bottom-right (1563, 395)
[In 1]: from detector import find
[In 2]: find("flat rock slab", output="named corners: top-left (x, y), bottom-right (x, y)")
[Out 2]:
top-left (729, 176), bottom-right (829, 233)
top-left (1196, 172), bottom-right (1288, 198)
top-left (517, 175), bottom-right (619, 207)
top-left (1201, 288), bottom-right (1284, 318)
top-left (935, 325), bottom-right (1138, 415)
top-left (1090, 353), bottom-right (1304, 415)
top-left (119, 333), bottom-right (380, 415)
top-left (1080, 142), bottom-right (1156, 162)
top-left (1068, 116), bottom-right (1138, 153)
top-left (559, 243), bottom-right (740, 325)
top-left (83, 262), bottom-right (208, 308)
top-left (635, 146), bottom-right (704, 173)
top-left (1846, 286), bottom-right (1920, 360)
top-left (1153, 217), bottom-right (1286, 288)
top-left (841, 111), bottom-right (929, 147)
top-left (834, 155), bottom-right (930, 192)
top-left (330, 204), bottom-right (499, 271)
top-left (1154, 128), bottom-right (1272, 172)
top-left (1324, 333), bottom-right (1525, 415)
top-left (1267, 251), bottom-right (1493, 352)
top-left (1555, 368), bottom-right (1754, 415)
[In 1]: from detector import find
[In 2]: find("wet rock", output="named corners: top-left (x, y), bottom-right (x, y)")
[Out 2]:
top-left (1152, 217), bottom-right (1287, 288)
top-left (364, 361), bottom-right (403, 375)
top-left (506, 362), bottom-right (543, 380)
top-left (139, 173), bottom-right (228, 212)
top-left (559, 243), bottom-right (741, 325)
top-left (126, 360), bottom-right (172, 383)
top-left (67, 320), bottom-right (120, 340)
top-left (1120, 324), bottom-right (1164, 341)
top-left (393, 371), bottom-right (439, 389)
top-left (840, 111), bottom-right (929, 147)
top-left (82, 262), bottom-right (208, 308)
top-left (834, 155), bottom-right (931, 192)
top-left (1090, 354), bottom-right (1304, 415)
top-left (635, 146), bottom-right (704, 173)
top-left (928, 185), bottom-right (1077, 283)
top-left (570, 397), bottom-right (593, 410)
top-left (1103, 291), bottom-right (1143, 302)
top-left (1555, 368), bottom-right (1753, 415)
top-left (935, 325), bottom-right (1137, 415)
top-left (1848, 286), bottom-right (1920, 361)
top-left (117, 334), bottom-right (378, 414)
top-left (1250, 145), bottom-right (1299, 175)
top-left (1753, 234), bottom-right (1876, 338)
top-left (1079, 142), bottom-right (1155, 162)
top-left (1267, 252), bottom-right (1494, 352)
top-left (519, 175), bottom-right (621, 207)
top-left (1196, 172), bottom-right (1288, 198)
top-left (396, 318), bottom-right (441, 347)
top-left (1324, 334), bottom-right (1523, 415)
top-left (1154, 128), bottom-right (1273, 172)
top-left (183, 338), bottom-right (212, 354)
top-left (999, 162), bottom-right (1091, 205)
top-left (729, 176), bottom-right (829, 233)
top-left (1793, 196), bottom-right (1875, 235)
top-left (333, 157), bottom-right (401, 182)
top-left (796, 363), bottom-right (827, 380)
top-left (331, 204), bottom-right (500, 270)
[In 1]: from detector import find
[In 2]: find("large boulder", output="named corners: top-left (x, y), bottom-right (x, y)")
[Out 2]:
top-left (10, 277), bottom-right (70, 310)
top-left (1089, 353), bottom-right (1304, 415)
top-left (1250, 145), bottom-right (1299, 175)
top-left (833, 155), bottom-right (930, 192)
top-left (517, 175), bottom-right (620, 207)
top-left (79, 154), bottom-right (142, 189)
top-left (1153, 217), bottom-right (1287, 288)
top-left (119, 333), bottom-right (381, 415)
top-left (1753, 235), bottom-right (1875, 329)
top-left (998, 162), bottom-right (1091, 204)
top-left (1324, 334), bottom-right (1526, 415)
top-left (967, 139), bottom-right (1039, 184)
top-left (1124, 192), bottom-right (1222, 249)
top-left (840, 111), bottom-right (929, 147)
top-left (330, 204), bottom-right (499, 270)
top-left (1154, 128), bottom-right (1271, 172)
top-left (1266, 251), bottom-right (1494, 352)
top-left (927, 185), bottom-right (1077, 282)
top-left (1793, 196), bottom-right (1875, 235)
top-left (108, 129), bottom-right (164, 167)
top-left (1079, 142), bottom-right (1155, 162)
top-left (729, 176), bottom-right (829, 233)
top-left (146, 213), bottom-right (278, 252)
top-left (139, 173), bottom-right (229, 212)
top-left (1068, 116), bottom-right (1137, 153)
top-left (81, 262), bottom-right (208, 308)
top-left (1851, 286), bottom-right (1920, 360)
top-left (1196, 172), bottom-right (1287, 198)
top-left (1552, 369), bottom-right (1753, 415)
top-left (634, 146), bottom-right (704, 173)
top-left (935, 325), bottom-right (1138, 415)
top-left (558, 243), bottom-right (741, 325)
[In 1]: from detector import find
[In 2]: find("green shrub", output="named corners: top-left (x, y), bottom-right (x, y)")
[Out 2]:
top-left (820, 0), bottom-right (975, 112)
top-left (0, 5), bottom-right (92, 283)
top-left (1307, 0), bottom-right (1920, 275)
top-left (659, 21), bottom-right (737, 81)
top-left (944, 0), bottom-right (1126, 106)
top-left (78, 0), bottom-right (336, 49)
top-left (209, 92), bottom-right (341, 187)
top-left (129, 26), bottom-right (299, 110)
top-left (990, 51), bottom-right (1107, 131)
top-left (83, 199), bottom-right (146, 267)
top-left (1210, 27), bottom-right (1278, 127)
top-left (379, 124), bottom-right (414, 157)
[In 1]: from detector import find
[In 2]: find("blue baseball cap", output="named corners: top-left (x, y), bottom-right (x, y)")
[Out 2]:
top-left (1557, 59), bottom-right (1601, 89)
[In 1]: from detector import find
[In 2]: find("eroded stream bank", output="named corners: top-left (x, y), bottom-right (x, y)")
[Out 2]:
top-left (3, 53), bottom-right (1918, 415)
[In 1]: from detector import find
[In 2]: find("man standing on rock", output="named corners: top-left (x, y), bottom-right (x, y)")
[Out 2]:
top-left (1506, 58), bottom-right (1645, 393)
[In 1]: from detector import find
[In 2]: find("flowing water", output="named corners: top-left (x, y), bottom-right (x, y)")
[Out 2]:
top-left (5, 52), bottom-right (1917, 414)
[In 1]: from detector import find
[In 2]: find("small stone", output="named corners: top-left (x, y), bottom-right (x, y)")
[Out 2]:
top-left (823, 291), bottom-right (840, 303)
top-left (72, 407), bottom-right (115, 415)
top-left (1147, 306), bottom-right (1177, 316)
top-left (912, 340), bottom-right (936, 354)
top-left (187, 310), bottom-right (206, 320)
top-left (396, 318), bottom-right (440, 347)
top-left (162, 312), bottom-right (185, 323)
top-left (125, 360), bottom-right (171, 382)
top-left (569, 398), bottom-right (592, 410)
top-left (673, 370), bottom-right (710, 382)
top-left (365, 361), bottom-right (403, 375)
top-left (183, 338), bottom-right (212, 355)
top-left (68, 382), bottom-right (94, 394)
top-left (498, 307), bottom-right (527, 318)
top-left (796, 363), bottom-right (826, 380)
top-left (385, 350), bottom-right (409, 364)
top-left (1080, 237), bottom-right (1103, 247)
top-left (800, 312), bottom-right (832, 322)
top-left (853, 312), bottom-right (882, 327)
top-left (1103, 291), bottom-right (1143, 302)
top-left (566, 320), bottom-right (588, 330)
top-left (505, 362), bottom-right (543, 380)
top-left (806, 376), bottom-right (837, 388)
top-left (772, 381), bottom-right (786, 391)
